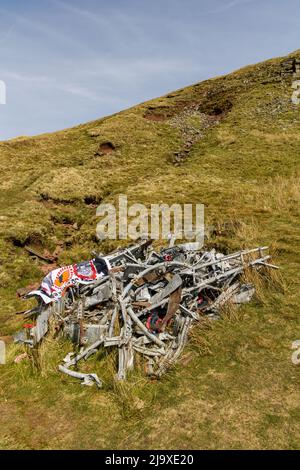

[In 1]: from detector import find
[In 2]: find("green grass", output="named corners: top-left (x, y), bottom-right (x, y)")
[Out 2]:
top-left (0, 50), bottom-right (300, 449)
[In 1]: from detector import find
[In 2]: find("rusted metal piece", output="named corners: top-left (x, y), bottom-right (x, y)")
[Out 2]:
top-left (24, 245), bottom-right (57, 263)
top-left (126, 306), bottom-right (165, 348)
top-left (160, 286), bottom-right (182, 331)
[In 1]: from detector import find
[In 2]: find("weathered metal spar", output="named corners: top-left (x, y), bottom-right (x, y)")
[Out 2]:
top-left (15, 241), bottom-right (277, 387)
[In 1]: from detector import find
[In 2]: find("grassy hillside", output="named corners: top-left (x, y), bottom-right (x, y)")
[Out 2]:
top-left (0, 50), bottom-right (300, 450)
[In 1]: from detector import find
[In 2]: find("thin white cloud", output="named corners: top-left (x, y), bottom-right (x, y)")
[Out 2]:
top-left (0, 22), bottom-right (16, 44)
top-left (208, 0), bottom-right (256, 14)
top-left (0, 6), bottom-right (84, 49)
top-left (53, 0), bottom-right (148, 52)
top-left (53, 0), bottom-right (108, 27)
top-left (83, 57), bottom-right (208, 85)
top-left (3, 72), bottom-right (51, 83)
top-left (60, 84), bottom-right (101, 101)
top-left (3, 71), bottom-right (102, 102)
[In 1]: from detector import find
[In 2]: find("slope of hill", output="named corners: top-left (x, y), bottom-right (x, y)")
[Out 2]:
top-left (0, 50), bottom-right (300, 449)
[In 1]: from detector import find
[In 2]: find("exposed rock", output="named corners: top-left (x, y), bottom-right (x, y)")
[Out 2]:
top-left (95, 141), bottom-right (116, 156)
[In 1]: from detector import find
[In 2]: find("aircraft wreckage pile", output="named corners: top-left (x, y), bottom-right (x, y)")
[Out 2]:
top-left (15, 240), bottom-right (277, 387)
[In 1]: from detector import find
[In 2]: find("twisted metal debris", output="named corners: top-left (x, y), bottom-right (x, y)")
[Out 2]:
top-left (15, 240), bottom-right (277, 387)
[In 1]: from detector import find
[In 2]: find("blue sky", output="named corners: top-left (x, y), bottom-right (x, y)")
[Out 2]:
top-left (0, 0), bottom-right (299, 140)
